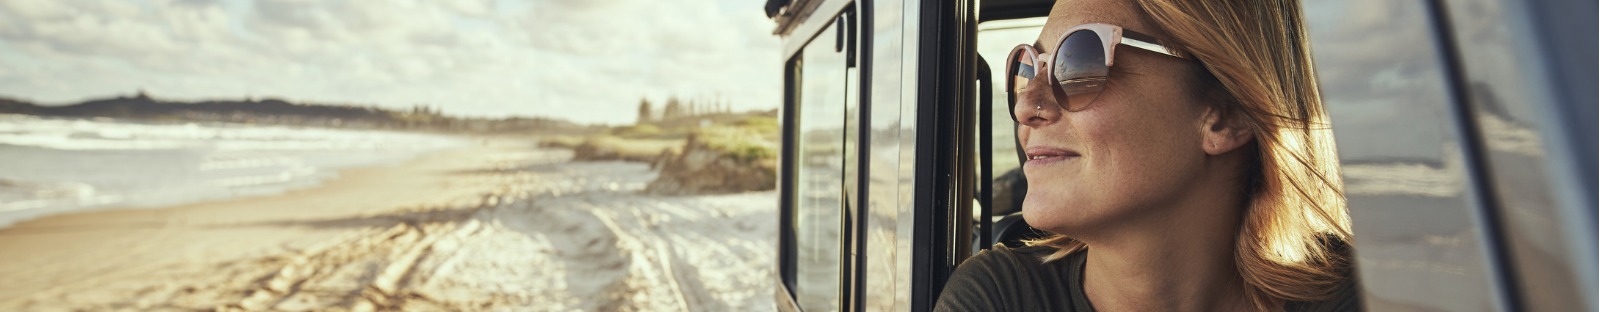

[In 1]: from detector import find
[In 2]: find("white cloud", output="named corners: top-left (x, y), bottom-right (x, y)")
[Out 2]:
top-left (0, 0), bottom-right (782, 125)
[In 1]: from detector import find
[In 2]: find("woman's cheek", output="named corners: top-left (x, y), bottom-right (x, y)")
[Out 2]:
top-left (1016, 124), bottom-right (1031, 147)
top-left (1070, 101), bottom-right (1161, 207)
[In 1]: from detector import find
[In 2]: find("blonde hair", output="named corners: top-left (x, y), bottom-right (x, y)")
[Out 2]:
top-left (1026, 0), bottom-right (1352, 310)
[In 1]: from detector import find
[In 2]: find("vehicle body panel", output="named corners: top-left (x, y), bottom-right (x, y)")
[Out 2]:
top-left (769, 0), bottom-right (1595, 310)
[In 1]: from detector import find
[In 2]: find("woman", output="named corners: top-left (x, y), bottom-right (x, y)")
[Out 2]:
top-left (936, 0), bottom-right (1356, 311)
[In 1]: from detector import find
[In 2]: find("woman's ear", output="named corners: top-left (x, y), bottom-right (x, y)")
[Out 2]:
top-left (1201, 106), bottom-right (1254, 155)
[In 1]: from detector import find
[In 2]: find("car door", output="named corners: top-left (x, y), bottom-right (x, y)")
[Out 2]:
top-left (1306, 0), bottom-right (1596, 310)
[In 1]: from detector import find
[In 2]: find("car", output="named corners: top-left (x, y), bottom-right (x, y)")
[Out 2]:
top-left (762, 0), bottom-right (1596, 311)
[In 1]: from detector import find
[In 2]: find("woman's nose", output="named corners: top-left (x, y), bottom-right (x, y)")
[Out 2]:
top-left (1013, 72), bottom-right (1059, 127)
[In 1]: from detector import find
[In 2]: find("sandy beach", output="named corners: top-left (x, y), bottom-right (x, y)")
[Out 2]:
top-left (0, 137), bottom-right (776, 311)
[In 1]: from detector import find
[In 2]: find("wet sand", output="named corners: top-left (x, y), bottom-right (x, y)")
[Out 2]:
top-left (0, 138), bottom-right (776, 311)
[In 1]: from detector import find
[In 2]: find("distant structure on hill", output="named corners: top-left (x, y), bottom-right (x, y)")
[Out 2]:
top-left (637, 98), bottom-right (654, 123)
top-left (637, 95), bottom-right (735, 125)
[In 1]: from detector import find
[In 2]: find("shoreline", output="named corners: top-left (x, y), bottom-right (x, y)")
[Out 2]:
top-left (0, 135), bottom-right (553, 308)
top-left (0, 141), bottom-right (468, 230)
top-left (0, 135), bottom-right (492, 230)
top-left (0, 117), bottom-right (477, 229)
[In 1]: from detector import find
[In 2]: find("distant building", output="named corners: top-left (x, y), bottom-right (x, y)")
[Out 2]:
top-left (638, 98), bottom-right (654, 124)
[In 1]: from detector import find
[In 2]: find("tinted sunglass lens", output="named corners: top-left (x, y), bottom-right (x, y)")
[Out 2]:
top-left (1053, 30), bottom-right (1110, 110)
top-left (1054, 30), bottom-right (1109, 82)
top-left (1007, 49), bottom-right (1036, 121)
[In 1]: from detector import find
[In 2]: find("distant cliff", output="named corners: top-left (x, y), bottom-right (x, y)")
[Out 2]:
top-left (644, 113), bottom-right (778, 195)
top-left (0, 94), bottom-right (594, 134)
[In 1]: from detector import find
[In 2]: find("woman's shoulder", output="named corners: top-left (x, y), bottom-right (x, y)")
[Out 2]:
top-left (934, 244), bottom-right (1086, 312)
top-left (951, 244), bottom-right (1058, 278)
top-left (963, 244), bottom-right (1060, 269)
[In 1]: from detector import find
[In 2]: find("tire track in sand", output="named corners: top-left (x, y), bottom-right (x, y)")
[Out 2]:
top-left (589, 206), bottom-right (694, 311)
top-left (210, 159), bottom-right (772, 311)
top-left (224, 194), bottom-right (504, 311)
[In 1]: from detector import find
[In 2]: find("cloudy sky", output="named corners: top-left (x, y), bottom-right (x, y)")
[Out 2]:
top-left (0, 0), bottom-right (782, 125)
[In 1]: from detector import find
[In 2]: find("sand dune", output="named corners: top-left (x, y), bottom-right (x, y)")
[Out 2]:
top-left (0, 138), bottom-right (776, 311)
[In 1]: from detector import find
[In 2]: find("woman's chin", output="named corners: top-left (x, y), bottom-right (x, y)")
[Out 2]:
top-left (1020, 197), bottom-right (1082, 235)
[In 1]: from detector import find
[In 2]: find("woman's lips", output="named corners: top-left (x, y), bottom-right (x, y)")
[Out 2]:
top-left (1023, 146), bottom-right (1081, 166)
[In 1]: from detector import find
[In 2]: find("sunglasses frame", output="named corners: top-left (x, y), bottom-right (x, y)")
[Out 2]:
top-left (1005, 23), bottom-right (1188, 121)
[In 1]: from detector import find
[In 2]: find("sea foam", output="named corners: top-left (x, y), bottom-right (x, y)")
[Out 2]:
top-left (0, 115), bottom-right (466, 228)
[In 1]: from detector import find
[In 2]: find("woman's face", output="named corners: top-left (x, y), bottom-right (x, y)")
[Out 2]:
top-left (1017, 0), bottom-right (1213, 235)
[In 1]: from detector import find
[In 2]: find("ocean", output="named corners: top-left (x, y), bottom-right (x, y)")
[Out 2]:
top-left (0, 115), bottom-right (466, 228)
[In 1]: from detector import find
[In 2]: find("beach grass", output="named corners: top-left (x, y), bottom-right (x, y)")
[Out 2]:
top-left (576, 135), bottom-right (682, 161)
top-left (542, 111), bottom-right (778, 165)
top-left (537, 135), bottom-right (586, 149)
top-left (694, 115), bottom-right (778, 164)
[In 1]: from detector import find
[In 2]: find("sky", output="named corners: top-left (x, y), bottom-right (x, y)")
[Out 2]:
top-left (0, 0), bottom-right (783, 125)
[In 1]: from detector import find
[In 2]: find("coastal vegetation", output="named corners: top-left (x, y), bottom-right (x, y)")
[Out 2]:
top-left (548, 99), bottom-right (780, 195)
top-left (645, 113), bottom-right (780, 195)
top-left (0, 92), bottom-right (593, 135)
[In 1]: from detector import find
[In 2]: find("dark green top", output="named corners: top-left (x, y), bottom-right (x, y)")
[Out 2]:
top-left (934, 244), bottom-right (1361, 312)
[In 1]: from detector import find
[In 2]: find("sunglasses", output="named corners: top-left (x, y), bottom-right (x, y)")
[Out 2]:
top-left (1006, 23), bottom-right (1189, 122)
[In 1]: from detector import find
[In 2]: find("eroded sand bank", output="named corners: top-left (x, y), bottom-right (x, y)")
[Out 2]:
top-left (0, 138), bottom-right (776, 311)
